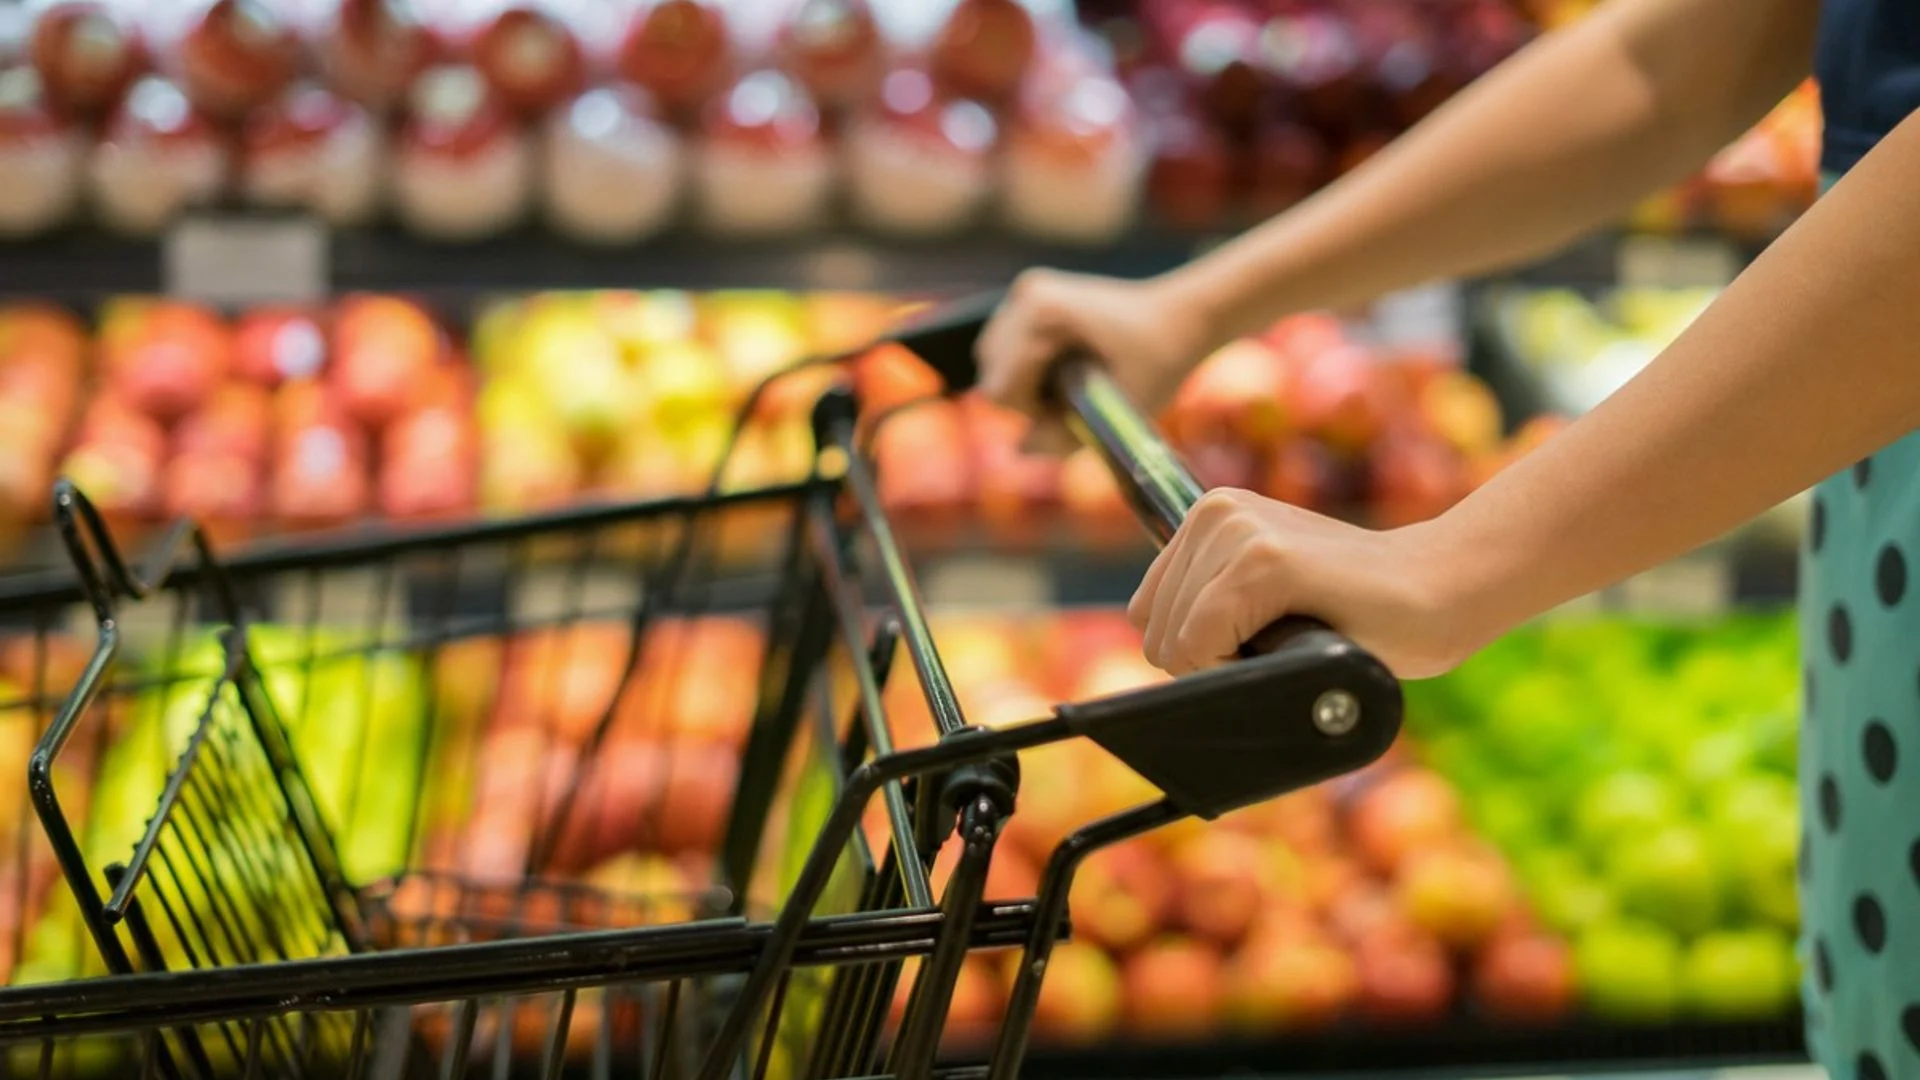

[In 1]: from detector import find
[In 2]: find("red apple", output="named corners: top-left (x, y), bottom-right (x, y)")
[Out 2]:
top-left (1121, 938), bottom-right (1225, 1040)
top-left (88, 75), bottom-right (228, 235)
top-left (1167, 338), bottom-right (1288, 446)
top-left (1368, 428), bottom-right (1468, 527)
top-left (30, 0), bottom-right (144, 116)
top-left (318, 0), bottom-right (436, 111)
top-left (1393, 842), bottom-right (1517, 951)
top-left (393, 64), bottom-right (531, 240)
top-left (930, 0), bottom-right (1036, 107)
top-left (541, 85), bottom-right (684, 244)
top-left (1263, 437), bottom-right (1336, 512)
top-left (172, 0), bottom-right (301, 121)
top-left (0, 66), bottom-right (83, 236)
top-left (1286, 341), bottom-right (1389, 454)
top-left (1145, 104), bottom-right (1233, 230)
top-left (695, 68), bottom-right (833, 237)
top-left (108, 302), bottom-right (231, 421)
top-left (271, 379), bottom-right (370, 530)
top-left (1472, 929), bottom-right (1577, 1024)
top-left (1346, 766), bottom-right (1462, 875)
top-left (1143, 1), bottom-right (1267, 134)
top-left (162, 448), bottom-right (260, 544)
top-left (615, 0), bottom-right (731, 119)
top-left (1003, 71), bottom-right (1145, 244)
top-left (1226, 928), bottom-right (1361, 1031)
top-left (74, 394), bottom-right (166, 461)
top-left (1446, 0), bottom-right (1533, 83)
top-left (872, 401), bottom-right (972, 524)
top-left (1068, 840), bottom-right (1175, 953)
top-left (1246, 115), bottom-right (1330, 217)
top-left (1350, 3), bottom-right (1455, 127)
top-left (777, 0), bottom-right (881, 112)
top-left (846, 66), bottom-right (996, 237)
top-left (472, 2), bottom-right (585, 117)
top-left (174, 383), bottom-right (271, 460)
top-left (233, 306), bottom-right (328, 387)
top-left (1356, 929), bottom-right (1455, 1026)
top-left (331, 294), bottom-right (443, 430)
top-left (59, 438), bottom-right (162, 523)
top-left (1257, 6), bottom-right (1366, 137)
top-left (242, 82), bottom-right (385, 225)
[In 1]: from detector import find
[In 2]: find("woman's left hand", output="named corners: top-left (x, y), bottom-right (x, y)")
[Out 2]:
top-left (1128, 488), bottom-right (1482, 680)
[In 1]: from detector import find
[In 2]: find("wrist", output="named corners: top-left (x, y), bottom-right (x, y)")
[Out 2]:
top-left (1395, 508), bottom-right (1529, 668)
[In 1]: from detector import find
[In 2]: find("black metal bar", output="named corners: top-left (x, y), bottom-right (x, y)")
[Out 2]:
top-left (988, 800), bottom-right (1186, 1080)
top-left (891, 797), bottom-right (1002, 1080)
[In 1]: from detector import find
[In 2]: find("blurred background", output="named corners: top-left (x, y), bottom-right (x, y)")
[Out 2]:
top-left (0, 1), bottom-right (1817, 1078)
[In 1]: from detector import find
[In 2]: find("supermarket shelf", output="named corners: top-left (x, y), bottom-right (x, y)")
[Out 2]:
top-left (0, 221), bottom-right (1222, 307)
top-left (1013, 1016), bottom-right (1805, 1080)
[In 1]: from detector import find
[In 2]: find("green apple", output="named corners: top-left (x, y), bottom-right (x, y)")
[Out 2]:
top-left (1706, 776), bottom-right (1800, 929)
top-left (1680, 929), bottom-right (1798, 1019)
top-left (1606, 824), bottom-right (1725, 936)
top-left (1575, 919), bottom-right (1683, 1021)
top-left (1574, 771), bottom-right (1681, 852)
top-left (1530, 860), bottom-right (1616, 937)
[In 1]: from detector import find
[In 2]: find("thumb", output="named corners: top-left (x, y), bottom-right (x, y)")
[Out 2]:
top-left (1019, 417), bottom-right (1080, 457)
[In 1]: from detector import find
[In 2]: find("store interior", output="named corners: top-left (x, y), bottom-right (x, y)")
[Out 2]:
top-left (0, 0), bottom-right (1822, 1077)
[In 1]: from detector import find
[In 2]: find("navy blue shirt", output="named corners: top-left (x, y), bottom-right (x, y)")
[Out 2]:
top-left (1817, 0), bottom-right (1920, 172)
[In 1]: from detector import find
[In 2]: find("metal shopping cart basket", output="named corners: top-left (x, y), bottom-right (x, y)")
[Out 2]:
top-left (0, 298), bottom-right (1403, 1080)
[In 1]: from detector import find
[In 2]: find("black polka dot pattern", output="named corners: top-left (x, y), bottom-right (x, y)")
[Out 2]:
top-left (1865, 720), bottom-right (1898, 784)
top-left (1831, 604), bottom-right (1855, 665)
top-left (1904, 1007), bottom-right (1920, 1054)
top-left (1817, 938), bottom-right (1834, 992)
top-left (1821, 774), bottom-right (1843, 833)
top-left (1857, 456), bottom-right (1874, 488)
top-left (1857, 893), bottom-right (1888, 953)
top-left (1813, 496), bottom-right (1827, 552)
top-left (1860, 1051), bottom-right (1887, 1080)
top-left (1880, 545), bottom-right (1909, 607)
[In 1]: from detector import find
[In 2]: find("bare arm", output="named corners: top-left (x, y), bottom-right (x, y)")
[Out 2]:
top-left (1129, 107), bottom-right (1920, 678)
top-left (1168, 0), bottom-right (1819, 344)
top-left (977, 0), bottom-right (1818, 439)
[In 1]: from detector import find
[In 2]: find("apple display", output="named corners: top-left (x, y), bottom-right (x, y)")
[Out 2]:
top-left (167, 0), bottom-right (302, 121)
top-left (930, 0), bottom-right (1036, 107)
top-left (0, 67), bottom-right (83, 237)
top-left (393, 64), bottom-right (531, 240)
top-left (1144, 0), bottom-right (1267, 135)
top-left (615, 0), bottom-right (730, 119)
top-left (29, 0), bottom-right (144, 116)
top-left (695, 68), bottom-right (833, 237)
top-left (775, 0), bottom-right (881, 113)
top-left (1247, 115), bottom-right (1330, 218)
top-left (541, 85), bottom-right (683, 245)
top-left (1257, 5), bottom-right (1366, 137)
top-left (241, 82), bottom-right (385, 225)
top-left (471, 1), bottom-right (585, 117)
top-left (316, 0), bottom-right (435, 111)
top-left (1002, 71), bottom-right (1144, 244)
top-left (1144, 102), bottom-right (1232, 229)
top-left (89, 75), bottom-right (228, 235)
top-left (232, 305), bottom-right (328, 387)
top-left (845, 66), bottom-right (995, 237)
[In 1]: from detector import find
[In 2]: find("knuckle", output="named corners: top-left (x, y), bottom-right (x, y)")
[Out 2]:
top-left (1010, 269), bottom-right (1058, 305)
top-left (1191, 489), bottom-right (1240, 524)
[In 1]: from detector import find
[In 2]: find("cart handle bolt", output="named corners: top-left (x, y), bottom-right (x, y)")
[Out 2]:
top-left (1312, 690), bottom-right (1361, 737)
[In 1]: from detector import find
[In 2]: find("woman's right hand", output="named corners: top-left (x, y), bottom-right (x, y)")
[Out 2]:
top-left (975, 269), bottom-right (1215, 453)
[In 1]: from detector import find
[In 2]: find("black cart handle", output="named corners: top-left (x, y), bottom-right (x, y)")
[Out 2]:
top-left (1049, 355), bottom-right (1330, 659)
top-left (884, 290), bottom-right (1339, 661)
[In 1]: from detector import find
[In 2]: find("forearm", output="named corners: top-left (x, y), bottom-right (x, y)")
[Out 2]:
top-left (1430, 107), bottom-right (1920, 653)
top-left (1163, 0), bottom-right (1817, 348)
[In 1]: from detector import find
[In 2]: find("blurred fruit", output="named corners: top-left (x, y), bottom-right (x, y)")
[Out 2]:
top-left (1394, 843), bottom-right (1516, 950)
top-left (1225, 928), bottom-right (1360, 1032)
top-left (1575, 920), bottom-right (1681, 1021)
top-left (1605, 824), bottom-right (1723, 937)
top-left (1348, 767), bottom-right (1462, 874)
top-left (1028, 942), bottom-right (1123, 1044)
top-left (332, 295), bottom-right (442, 431)
top-left (1122, 938), bottom-right (1224, 1040)
top-left (1355, 928), bottom-right (1453, 1026)
top-left (1679, 929), bottom-right (1797, 1019)
top-left (1473, 930), bottom-right (1577, 1024)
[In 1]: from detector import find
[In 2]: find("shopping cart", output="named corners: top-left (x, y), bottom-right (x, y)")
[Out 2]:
top-left (0, 299), bottom-right (1403, 1080)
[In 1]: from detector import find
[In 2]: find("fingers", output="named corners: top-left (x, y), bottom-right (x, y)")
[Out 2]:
top-left (977, 269), bottom-right (1071, 421)
top-left (1132, 490), bottom-right (1292, 675)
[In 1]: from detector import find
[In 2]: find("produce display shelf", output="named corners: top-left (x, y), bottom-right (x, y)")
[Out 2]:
top-left (0, 221), bottom-right (1773, 308)
top-left (1017, 1016), bottom-right (1804, 1080)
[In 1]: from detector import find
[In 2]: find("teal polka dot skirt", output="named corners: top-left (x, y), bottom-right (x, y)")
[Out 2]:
top-left (1800, 431), bottom-right (1920, 1079)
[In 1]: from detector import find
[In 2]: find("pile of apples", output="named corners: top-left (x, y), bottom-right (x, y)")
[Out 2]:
top-left (874, 608), bottom-right (1575, 1050)
top-left (865, 312), bottom-right (1566, 539)
top-left (0, 0), bottom-right (1173, 245)
top-left (1095, 0), bottom-right (1534, 231)
top-left (469, 288), bottom-right (894, 520)
top-left (0, 305), bottom-right (88, 555)
top-left (44, 294), bottom-right (476, 544)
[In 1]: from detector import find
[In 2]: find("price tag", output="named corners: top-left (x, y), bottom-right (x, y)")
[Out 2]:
top-left (922, 555), bottom-right (1053, 609)
top-left (1615, 235), bottom-right (1741, 290)
top-left (801, 245), bottom-right (884, 292)
top-left (165, 214), bottom-right (328, 305)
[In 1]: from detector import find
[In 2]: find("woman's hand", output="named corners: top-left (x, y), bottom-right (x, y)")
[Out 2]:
top-left (1128, 488), bottom-right (1484, 680)
top-left (976, 269), bottom-right (1214, 452)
